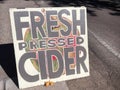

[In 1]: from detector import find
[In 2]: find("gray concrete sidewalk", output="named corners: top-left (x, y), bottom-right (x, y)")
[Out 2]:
top-left (0, 66), bottom-right (69, 90)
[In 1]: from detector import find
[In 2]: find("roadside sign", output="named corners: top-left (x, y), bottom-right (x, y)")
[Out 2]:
top-left (9, 7), bottom-right (89, 89)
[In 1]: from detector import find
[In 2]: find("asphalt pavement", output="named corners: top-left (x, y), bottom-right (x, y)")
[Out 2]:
top-left (0, 0), bottom-right (120, 90)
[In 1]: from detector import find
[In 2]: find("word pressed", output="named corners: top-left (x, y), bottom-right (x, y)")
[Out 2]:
top-left (19, 36), bottom-right (84, 50)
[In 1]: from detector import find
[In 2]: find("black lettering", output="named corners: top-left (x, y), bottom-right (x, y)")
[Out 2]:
top-left (46, 10), bottom-right (58, 37)
top-left (58, 9), bottom-right (71, 36)
top-left (38, 51), bottom-right (47, 79)
top-left (72, 9), bottom-right (85, 35)
top-left (19, 52), bottom-right (39, 82)
top-left (64, 47), bottom-right (75, 75)
top-left (47, 50), bottom-right (64, 78)
top-left (30, 11), bottom-right (46, 39)
top-left (76, 46), bottom-right (88, 74)
top-left (14, 11), bottom-right (29, 40)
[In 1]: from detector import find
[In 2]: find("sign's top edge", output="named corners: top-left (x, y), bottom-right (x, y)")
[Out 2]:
top-left (9, 6), bottom-right (86, 10)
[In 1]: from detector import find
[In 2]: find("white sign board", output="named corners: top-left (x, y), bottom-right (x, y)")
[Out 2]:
top-left (9, 7), bottom-right (89, 89)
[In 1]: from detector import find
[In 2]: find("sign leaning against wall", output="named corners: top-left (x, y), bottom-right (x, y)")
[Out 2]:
top-left (9, 7), bottom-right (90, 89)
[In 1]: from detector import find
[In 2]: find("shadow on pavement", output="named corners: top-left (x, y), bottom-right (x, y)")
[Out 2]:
top-left (0, 44), bottom-right (18, 87)
top-left (51, 0), bottom-right (120, 16)
top-left (27, 0), bottom-right (120, 16)
top-left (0, 0), bottom-right (5, 3)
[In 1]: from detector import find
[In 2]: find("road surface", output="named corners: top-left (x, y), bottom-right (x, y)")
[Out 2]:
top-left (0, 0), bottom-right (120, 90)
